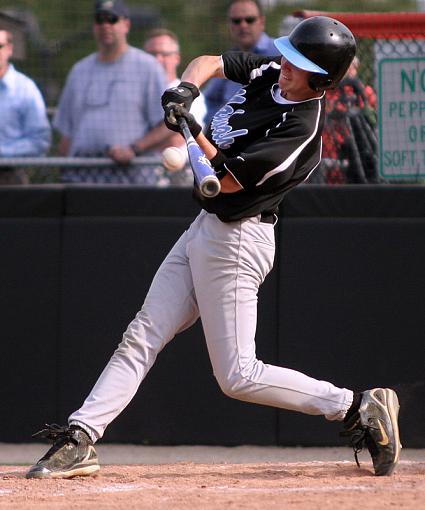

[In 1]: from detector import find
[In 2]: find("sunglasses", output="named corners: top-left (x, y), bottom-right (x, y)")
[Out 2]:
top-left (94, 13), bottom-right (120, 25)
top-left (230, 16), bottom-right (259, 25)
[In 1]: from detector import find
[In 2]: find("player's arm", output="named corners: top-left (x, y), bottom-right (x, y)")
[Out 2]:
top-left (161, 100), bottom-right (241, 192)
top-left (221, 51), bottom-right (280, 85)
top-left (161, 57), bottom-right (224, 127)
top-left (180, 56), bottom-right (225, 89)
top-left (165, 55), bottom-right (247, 192)
top-left (195, 131), bottom-right (242, 193)
top-left (164, 53), bottom-right (278, 193)
top-left (179, 52), bottom-right (275, 90)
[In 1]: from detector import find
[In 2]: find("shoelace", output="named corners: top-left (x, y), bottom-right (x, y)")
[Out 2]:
top-left (32, 423), bottom-right (79, 445)
top-left (340, 427), bottom-right (368, 468)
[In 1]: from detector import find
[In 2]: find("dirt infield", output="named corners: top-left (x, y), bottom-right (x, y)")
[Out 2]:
top-left (1, 461), bottom-right (424, 510)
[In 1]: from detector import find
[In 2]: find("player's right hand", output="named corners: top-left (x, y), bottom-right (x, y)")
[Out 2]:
top-left (164, 105), bottom-right (202, 138)
top-left (163, 106), bottom-right (181, 133)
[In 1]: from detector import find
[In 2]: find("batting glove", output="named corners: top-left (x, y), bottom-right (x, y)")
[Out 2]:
top-left (164, 104), bottom-right (202, 138)
top-left (161, 81), bottom-right (200, 124)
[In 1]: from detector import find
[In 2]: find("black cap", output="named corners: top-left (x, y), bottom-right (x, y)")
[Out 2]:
top-left (94, 0), bottom-right (129, 18)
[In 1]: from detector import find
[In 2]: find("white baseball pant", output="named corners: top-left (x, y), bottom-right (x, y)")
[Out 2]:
top-left (70, 210), bottom-right (353, 441)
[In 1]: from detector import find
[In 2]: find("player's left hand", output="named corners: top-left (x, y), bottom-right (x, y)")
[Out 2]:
top-left (161, 81), bottom-right (200, 114)
top-left (164, 104), bottom-right (202, 138)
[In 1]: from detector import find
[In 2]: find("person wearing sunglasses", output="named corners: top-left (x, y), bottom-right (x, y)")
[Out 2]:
top-left (0, 30), bottom-right (51, 184)
top-left (203, 0), bottom-right (279, 124)
top-left (52, 0), bottom-right (171, 184)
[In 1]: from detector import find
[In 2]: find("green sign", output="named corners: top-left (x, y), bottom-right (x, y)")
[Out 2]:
top-left (378, 57), bottom-right (425, 180)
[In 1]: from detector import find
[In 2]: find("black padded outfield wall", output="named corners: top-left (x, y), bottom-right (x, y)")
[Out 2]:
top-left (0, 185), bottom-right (424, 447)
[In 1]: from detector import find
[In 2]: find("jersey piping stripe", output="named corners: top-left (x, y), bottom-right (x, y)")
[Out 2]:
top-left (250, 61), bottom-right (281, 81)
top-left (255, 99), bottom-right (322, 187)
top-left (219, 55), bottom-right (225, 76)
top-left (303, 139), bottom-right (322, 182)
top-left (224, 163), bottom-right (244, 189)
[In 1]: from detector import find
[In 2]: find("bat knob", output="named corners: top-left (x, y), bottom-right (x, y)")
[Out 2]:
top-left (199, 175), bottom-right (221, 198)
top-left (166, 102), bottom-right (184, 125)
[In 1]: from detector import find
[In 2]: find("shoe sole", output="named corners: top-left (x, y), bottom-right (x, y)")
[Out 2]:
top-left (372, 388), bottom-right (401, 476)
top-left (26, 463), bottom-right (100, 479)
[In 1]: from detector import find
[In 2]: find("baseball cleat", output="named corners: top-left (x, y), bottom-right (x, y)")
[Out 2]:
top-left (26, 423), bottom-right (99, 479)
top-left (343, 388), bottom-right (401, 476)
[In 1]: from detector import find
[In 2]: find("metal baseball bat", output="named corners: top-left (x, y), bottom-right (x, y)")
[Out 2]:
top-left (176, 117), bottom-right (221, 198)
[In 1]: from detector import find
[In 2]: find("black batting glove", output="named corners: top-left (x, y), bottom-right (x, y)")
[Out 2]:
top-left (163, 105), bottom-right (180, 133)
top-left (161, 81), bottom-right (200, 123)
top-left (164, 105), bottom-right (202, 138)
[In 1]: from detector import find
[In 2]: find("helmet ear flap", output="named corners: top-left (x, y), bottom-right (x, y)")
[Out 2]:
top-left (309, 74), bottom-right (333, 92)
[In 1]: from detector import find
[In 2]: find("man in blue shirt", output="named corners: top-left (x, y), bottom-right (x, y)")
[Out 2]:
top-left (0, 30), bottom-right (51, 184)
top-left (53, 0), bottom-right (170, 184)
top-left (203, 0), bottom-right (279, 124)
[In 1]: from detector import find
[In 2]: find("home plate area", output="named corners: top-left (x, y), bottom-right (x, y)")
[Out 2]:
top-left (0, 461), bottom-right (424, 510)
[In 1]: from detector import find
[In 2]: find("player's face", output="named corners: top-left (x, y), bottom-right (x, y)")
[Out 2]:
top-left (144, 35), bottom-right (181, 82)
top-left (93, 13), bottom-right (130, 51)
top-left (228, 1), bottom-right (265, 51)
top-left (278, 57), bottom-right (318, 101)
top-left (0, 31), bottom-right (13, 76)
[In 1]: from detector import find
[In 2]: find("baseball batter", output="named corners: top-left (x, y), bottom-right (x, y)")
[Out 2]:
top-left (27, 17), bottom-right (401, 479)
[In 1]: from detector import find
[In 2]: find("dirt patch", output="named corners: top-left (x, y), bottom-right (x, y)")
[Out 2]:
top-left (0, 461), bottom-right (424, 510)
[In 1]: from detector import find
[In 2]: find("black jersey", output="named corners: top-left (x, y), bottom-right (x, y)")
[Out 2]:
top-left (196, 51), bottom-right (326, 222)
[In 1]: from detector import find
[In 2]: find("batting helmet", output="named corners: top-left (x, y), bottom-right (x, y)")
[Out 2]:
top-left (274, 16), bottom-right (356, 92)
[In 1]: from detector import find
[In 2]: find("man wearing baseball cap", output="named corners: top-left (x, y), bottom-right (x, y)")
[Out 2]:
top-left (52, 0), bottom-right (171, 184)
top-left (95, 0), bottom-right (129, 18)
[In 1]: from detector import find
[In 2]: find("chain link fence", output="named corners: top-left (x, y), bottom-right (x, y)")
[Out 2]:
top-left (1, 3), bottom-right (424, 185)
top-left (290, 11), bottom-right (425, 184)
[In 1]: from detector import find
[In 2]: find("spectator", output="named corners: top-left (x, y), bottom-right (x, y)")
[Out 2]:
top-left (312, 56), bottom-right (379, 184)
top-left (203, 0), bottom-right (279, 123)
top-left (144, 29), bottom-right (207, 139)
top-left (53, 0), bottom-right (171, 184)
top-left (0, 30), bottom-right (51, 185)
top-left (345, 56), bottom-right (377, 110)
top-left (144, 28), bottom-right (207, 185)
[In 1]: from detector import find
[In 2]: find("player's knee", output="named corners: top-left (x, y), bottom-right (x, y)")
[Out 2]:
top-left (217, 373), bottom-right (252, 400)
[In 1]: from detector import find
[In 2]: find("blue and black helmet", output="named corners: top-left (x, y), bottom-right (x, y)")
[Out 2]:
top-left (274, 16), bottom-right (357, 91)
